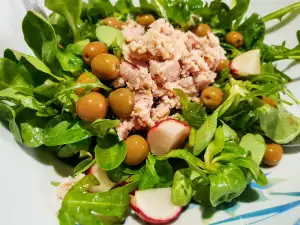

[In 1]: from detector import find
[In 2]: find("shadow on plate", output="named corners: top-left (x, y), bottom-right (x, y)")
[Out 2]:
top-left (17, 143), bottom-right (73, 177)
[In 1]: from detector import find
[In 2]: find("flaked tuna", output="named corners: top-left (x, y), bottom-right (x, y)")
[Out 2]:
top-left (116, 18), bottom-right (226, 139)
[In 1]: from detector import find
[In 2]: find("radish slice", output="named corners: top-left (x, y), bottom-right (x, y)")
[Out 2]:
top-left (87, 163), bottom-right (116, 192)
top-left (131, 188), bottom-right (182, 224)
top-left (230, 49), bottom-right (261, 76)
top-left (147, 119), bottom-right (190, 156)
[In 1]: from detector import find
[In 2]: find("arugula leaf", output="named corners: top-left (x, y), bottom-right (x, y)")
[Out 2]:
top-left (45, 0), bottom-right (83, 42)
top-left (237, 13), bottom-right (265, 50)
top-left (209, 163), bottom-right (247, 207)
top-left (57, 139), bottom-right (91, 158)
top-left (44, 114), bottom-right (93, 146)
top-left (262, 2), bottom-right (300, 22)
top-left (175, 89), bottom-right (207, 128)
top-left (258, 104), bottom-right (300, 144)
top-left (95, 134), bottom-right (127, 171)
top-left (239, 133), bottom-right (266, 165)
top-left (58, 175), bottom-right (135, 225)
top-left (91, 119), bottom-right (120, 138)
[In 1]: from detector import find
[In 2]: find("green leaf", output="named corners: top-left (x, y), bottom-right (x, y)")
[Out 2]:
top-left (239, 133), bottom-right (266, 165)
top-left (209, 163), bottom-right (247, 207)
top-left (193, 112), bottom-right (218, 155)
top-left (22, 11), bottom-right (59, 71)
top-left (171, 169), bottom-right (193, 206)
top-left (56, 49), bottom-right (83, 75)
top-left (57, 139), bottom-right (91, 158)
top-left (33, 79), bottom-right (59, 99)
top-left (45, 0), bottom-right (83, 42)
top-left (4, 49), bottom-right (23, 63)
top-left (0, 58), bottom-right (33, 92)
top-left (0, 88), bottom-right (58, 117)
top-left (91, 119), bottom-right (120, 138)
top-left (74, 158), bottom-right (96, 176)
top-left (175, 89), bottom-right (207, 128)
top-left (204, 126), bottom-right (224, 164)
top-left (44, 114), bottom-right (93, 146)
top-left (139, 154), bottom-right (159, 190)
top-left (66, 39), bottom-right (90, 56)
top-left (222, 122), bottom-right (239, 143)
top-left (58, 175), bottom-right (133, 225)
top-left (157, 150), bottom-right (208, 179)
top-left (237, 13), bottom-right (265, 50)
top-left (96, 26), bottom-right (125, 48)
top-left (16, 109), bottom-right (48, 148)
top-left (232, 158), bottom-right (267, 186)
top-left (259, 105), bottom-right (300, 144)
top-left (88, 0), bottom-right (116, 19)
top-left (0, 103), bottom-right (22, 143)
top-left (95, 134), bottom-right (127, 171)
top-left (106, 164), bottom-right (131, 183)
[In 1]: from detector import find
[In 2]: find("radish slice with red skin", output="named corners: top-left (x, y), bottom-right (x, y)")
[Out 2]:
top-left (147, 119), bottom-right (191, 156)
top-left (230, 49), bottom-right (261, 76)
top-left (130, 188), bottom-right (182, 224)
top-left (87, 163), bottom-right (116, 192)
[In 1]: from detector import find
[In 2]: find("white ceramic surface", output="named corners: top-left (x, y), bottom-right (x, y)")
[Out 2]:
top-left (0, 0), bottom-right (300, 225)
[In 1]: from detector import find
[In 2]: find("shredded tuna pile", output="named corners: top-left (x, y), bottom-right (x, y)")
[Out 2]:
top-left (115, 19), bottom-right (226, 139)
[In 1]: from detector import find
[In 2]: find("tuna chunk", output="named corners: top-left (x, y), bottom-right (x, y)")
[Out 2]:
top-left (150, 60), bottom-right (181, 84)
top-left (120, 61), bottom-right (156, 91)
top-left (122, 20), bottom-right (145, 42)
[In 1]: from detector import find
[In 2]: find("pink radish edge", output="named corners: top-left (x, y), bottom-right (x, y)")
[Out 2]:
top-left (130, 198), bottom-right (183, 224)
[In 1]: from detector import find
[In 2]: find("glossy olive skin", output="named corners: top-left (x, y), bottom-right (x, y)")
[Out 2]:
top-left (124, 135), bottom-right (150, 166)
top-left (91, 54), bottom-right (120, 80)
top-left (136, 14), bottom-right (155, 27)
top-left (75, 73), bottom-right (100, 96)
top-left (108, 88), bottom-right (134, 118)
top-left (226, 31), bottom-right (244, 48)
top-left (193, 24), bottom-right (212, 37)
top-left (103, 17), bottom-right (124, 30)
top-left (76, 92), bottom-right (108, 122)
top-left (200, 86), bottom-right (224, 109)
top-left (82, 42), bottom-right (108, 65)
top-left (216, 59), bottom-right (230, 72)
top-left (262, 96), bottom-right (276, 107)
top-left (263, 143), bottom-right (283, 166)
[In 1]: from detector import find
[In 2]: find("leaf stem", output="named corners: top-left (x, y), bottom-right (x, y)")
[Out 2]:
top-left (263, 2), bottom-right (300, 22)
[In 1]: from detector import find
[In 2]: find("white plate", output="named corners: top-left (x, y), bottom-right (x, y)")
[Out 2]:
top-left (0, 0), bottom-right (299, 225)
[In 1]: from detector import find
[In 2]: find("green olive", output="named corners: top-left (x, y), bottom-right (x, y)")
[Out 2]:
top-left (76, 92), bottom-right (108, 122)
top-left (91, 54), bottom-right (120, 80)
top-left (103, 17), bottom-right (124, 30)
top-left (200, 86), bottom-right (223, 109)
top-left (75, 72), bottom-right (100, 96)
top-left (136, 14), bottom-right (155, 27)
top-left (125, 135), bottom-right (149, 166)
top-left (108, 88), bottom-right (135, 118)
top-left (263, 143), bottom-right (283, 166)
top-left (82, 42), bottom-right (108, 65)
top-left (193, 24), bottom-right (212, 37)
top-left (262, 96), bottom-right (276, 107)
top-left (226, 31), bottom-right (244, 48)
top-left (216, 59), bottom-right (230, 72)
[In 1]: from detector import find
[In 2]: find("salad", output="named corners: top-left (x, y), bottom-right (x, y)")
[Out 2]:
top-left (1, 0), bottom-right (300, 224)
